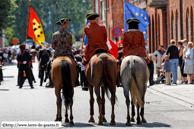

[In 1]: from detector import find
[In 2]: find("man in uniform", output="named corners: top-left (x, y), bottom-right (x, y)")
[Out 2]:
top-left (37, 46), bottom-right (51, 86)
top-left (17, 45), bottom-right (33, 89)
top-left (82, 13), bottom-right (110, 65)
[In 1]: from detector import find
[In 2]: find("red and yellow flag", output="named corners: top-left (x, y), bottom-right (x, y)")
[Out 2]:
top-left (27, 7), bottom-right (45, 45)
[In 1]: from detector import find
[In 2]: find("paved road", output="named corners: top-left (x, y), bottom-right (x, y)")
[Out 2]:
top-left (0, 60), bottom-right (194, 129)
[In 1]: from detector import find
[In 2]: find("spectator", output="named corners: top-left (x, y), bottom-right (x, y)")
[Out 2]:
top-left (163, 55), bottom-right (171, 85)
top-left (166, 39), bottom-right (179, 84)
top-left (31, 42), bottom-right (36, 49)
top-left (182, 39), bottom-right (188, 84)
top-left (7, 47), bottom-right (12, 64)
top-left (177, 41), bottom-right (186, 84)
top-left (183, 42), bottom-right (194, 84)
top-left (152, 45), bottom-right (166, 77)
top-left (46, 43), bottom-right (53, 52)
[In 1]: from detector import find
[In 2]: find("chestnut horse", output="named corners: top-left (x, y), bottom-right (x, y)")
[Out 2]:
top-left (51, 56), bottom-right (78, 126)
top-left (120, 56), bottom-right (149, 126)
top-left (85, 52), bottom-right (117, 125)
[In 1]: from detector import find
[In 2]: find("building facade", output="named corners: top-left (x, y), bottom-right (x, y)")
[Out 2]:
top-left (93, 0), bottom-right (194, 53)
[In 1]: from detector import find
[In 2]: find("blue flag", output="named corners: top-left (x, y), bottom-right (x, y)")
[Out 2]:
top-left (84, 19), bottom-right (89, 46)
top-left (124, 1), bottom-right (150, 41)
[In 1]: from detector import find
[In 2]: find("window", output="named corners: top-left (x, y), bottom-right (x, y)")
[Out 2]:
top-left (95, 0), bottom-right (98, 13)
top-left (100, 0), bottom-right (105, 21)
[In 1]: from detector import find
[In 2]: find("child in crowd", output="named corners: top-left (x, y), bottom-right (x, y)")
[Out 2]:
top-left (163, 55), bottom-right (171, 85)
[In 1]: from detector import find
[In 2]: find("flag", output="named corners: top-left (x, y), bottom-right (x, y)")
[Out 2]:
top-left (124, 1), bottom-right (150, 41)
top-left (84, 19), bottom-right (89, 46)
top-left (27, 7), bottom-right (45, 45)
top-left (107, 39), bottom-right (118, 59)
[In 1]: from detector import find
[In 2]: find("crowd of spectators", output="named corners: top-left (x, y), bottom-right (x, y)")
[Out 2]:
top-left (152, 39), bottom-right (194, 85)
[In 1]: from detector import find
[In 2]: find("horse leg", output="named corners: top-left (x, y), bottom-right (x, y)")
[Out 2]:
top-left (130, 100), bottom-right (135, 122)
top-left (88, 84), bottom-right (95, 123)
top-left (55, 89), bottom-right (62, 121)
top-left (136, 105), bottom-right (142, 124)
top-left (95, 87), bottom-right (103, 125)
top-left (140, 96), bottom-right (147, 123)
top-left (101, 87), bottom-right (107, 123)
top-left (124, 88), bottom-right (131, 126)
top-left (69, 99), bottom-right (74, 126)
top-left (64, 103), bottom-right (69, 123)
top-left (110, 90), bottom-right (116, 125)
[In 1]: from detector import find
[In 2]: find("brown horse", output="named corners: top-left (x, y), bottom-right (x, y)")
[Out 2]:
top-left (85, 52), bottom-right (117, 125)
top-left (51, 56), bottom-right (78, 126)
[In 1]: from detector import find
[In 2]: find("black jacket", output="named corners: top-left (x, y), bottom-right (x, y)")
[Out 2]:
top-left (17, 50), bottom-right (31, 69)
top-left (37, 48), bottom-right (51, 66)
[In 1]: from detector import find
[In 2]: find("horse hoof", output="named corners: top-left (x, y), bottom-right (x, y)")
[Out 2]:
top-left (97, 121), bottom-right (103, 125)
top-left (65, 119), bottom-right (69, 123)
top-left (125, 122), bottom-right (132, 126)
top-left (54, 116), bottom-right (62, 121)
top-left (137, 121), bottom-right (142, 125)
top-left (88, 117), bottom-right (95, 123)
top-left (142, 118), bottom-right (147, 123)
top-left (130, 117), bottom-right (135, 122)
top-left (69, 121), bottom-right (74, 126)
top-left (102, 117), bottom-right (107, 122)
top-left (110, 120), bottom-right (116, 125)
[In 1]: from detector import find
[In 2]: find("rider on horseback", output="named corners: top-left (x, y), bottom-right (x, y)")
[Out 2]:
top-left (47, 18), bottom-right (78, 87)
top-left (82, 13), bottom-right (110, 65)
top-left (117, 18), bottom-right (152, 85)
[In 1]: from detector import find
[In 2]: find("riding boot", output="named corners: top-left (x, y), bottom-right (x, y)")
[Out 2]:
top-left (116, 59), bottom-right (122, 87)
top-left (82, 71), bottom-right (88, 91)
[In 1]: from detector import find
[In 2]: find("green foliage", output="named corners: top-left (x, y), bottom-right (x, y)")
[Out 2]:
top-left (2, 0), bottom-right (93, 46)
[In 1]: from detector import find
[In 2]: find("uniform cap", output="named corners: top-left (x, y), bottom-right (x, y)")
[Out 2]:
top-left (86, 13), bottom-right (100, 20)
top-left (56, 18), bottom-right (71, 25)
top-left (126, 17), bottom-right (141, 24)
top-left (19, 45), bottom-right (25, 49)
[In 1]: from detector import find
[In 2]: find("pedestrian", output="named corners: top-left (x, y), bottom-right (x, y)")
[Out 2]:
top-left (7, 48), bottom-right (12, 64)
top-left (17, 45), bottom-right (33, 89)
top-left (177, 40), bottom-right (186, 84)
top-left (181, 39), bottom-right (188, 84)
top-left (46, 43), bottom-right (53, 52)
top-left (166, 39), bottom-right (179, 84)
top-left (37, 46), bottom-right (51, 86)
top-left (152, 45), bottom-right (166, 77)
top-left (163, 55), bottom-right (171, 85)
top-left (183, 42), bottom-right (194, 84)
top-left (0, 47), bottom-right (4, 83)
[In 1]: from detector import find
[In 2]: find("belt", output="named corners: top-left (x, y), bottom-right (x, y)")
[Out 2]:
top-left (18, 61), bottom-right (23, 64)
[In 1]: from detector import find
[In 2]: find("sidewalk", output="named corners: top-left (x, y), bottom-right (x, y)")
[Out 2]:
top-left (148, 83), bottom-right (194, 108)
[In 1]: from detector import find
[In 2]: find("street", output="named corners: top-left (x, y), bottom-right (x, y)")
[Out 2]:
top-left (0, 60), bottom-right (194, 129)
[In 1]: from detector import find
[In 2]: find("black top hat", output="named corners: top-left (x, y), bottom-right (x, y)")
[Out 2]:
top-left (86, 13), bottom-right (100, 20)
top-left (56, 18), bottom-right (71, 25)
top-left (126, 17), bottom-right (141, 24)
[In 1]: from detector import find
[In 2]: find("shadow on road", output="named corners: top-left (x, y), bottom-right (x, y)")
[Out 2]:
top-left (0, 89), bottom-right (9, 91)
top-left (62, 122), bottom-right (95, 128)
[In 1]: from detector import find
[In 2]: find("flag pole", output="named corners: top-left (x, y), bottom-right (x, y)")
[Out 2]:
top-left (80, 11), bottom-right (89, 54)
top-left (24, 0), bottom-right (31, 47)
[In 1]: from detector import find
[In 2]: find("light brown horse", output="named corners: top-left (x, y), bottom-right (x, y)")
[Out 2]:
top-left (51, 56), bottom-right (78, 126)
top-left (85, 52), bottom-right (117, 125)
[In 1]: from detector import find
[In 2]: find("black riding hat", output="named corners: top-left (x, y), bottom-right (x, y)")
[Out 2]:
top-left (56, 18), bottom-right (71, 25)
top-left (126, 17), bottom-right (141, 24)
top-left (86, 13), bottom-right (100, 20)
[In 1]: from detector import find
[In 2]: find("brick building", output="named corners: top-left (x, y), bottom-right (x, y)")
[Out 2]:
top-left (93, 0), bottom-right (194, 53)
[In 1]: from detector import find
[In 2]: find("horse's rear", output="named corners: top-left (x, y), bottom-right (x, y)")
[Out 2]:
top-left (120, 55), bottom-right (149, 126)
top-left (51, 56), bottom-right (77, 126)
top-left (85, 53), bottom-right (117, 125)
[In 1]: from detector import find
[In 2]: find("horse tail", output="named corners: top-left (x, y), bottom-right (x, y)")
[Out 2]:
top-left (102, 57), bottom-right (116, 99)
top-left (61, 60), bottom-right (73, 107)
top-left (130, 60), bottom-right (143, 107)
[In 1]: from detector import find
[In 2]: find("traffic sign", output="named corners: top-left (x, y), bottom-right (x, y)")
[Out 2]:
top-left (12, 38), bottom-right (18, 45)
top-left (112, 26), bottom-right (122, 37)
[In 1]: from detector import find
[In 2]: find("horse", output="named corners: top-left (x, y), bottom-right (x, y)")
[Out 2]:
top-left (51, 56), bottom-right (78, 126)
top-left (85, 52), bottom-right (117, 125)
top-left (120, 56), bottom-right (149, 126)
